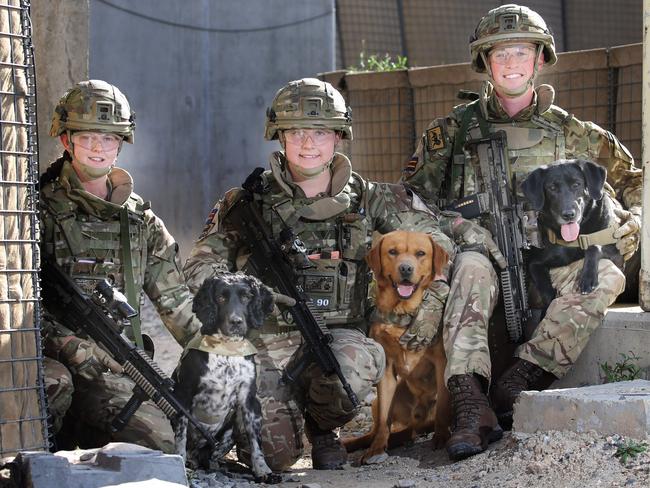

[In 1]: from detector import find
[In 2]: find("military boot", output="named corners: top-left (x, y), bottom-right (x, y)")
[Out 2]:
top-left (304, 414), bottom-right (347, 470)
top-left (446, 374), bottom-right (503, 461)
top-left (492, 358), bottom-right (556, 430)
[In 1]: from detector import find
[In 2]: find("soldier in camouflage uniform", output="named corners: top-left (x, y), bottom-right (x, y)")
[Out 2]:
top-left (40, 80), bottom-right (201, 452)
top-left (183, 78), bottom-right (500, 470)
top-left (402, 4), bottom-right (641, 461)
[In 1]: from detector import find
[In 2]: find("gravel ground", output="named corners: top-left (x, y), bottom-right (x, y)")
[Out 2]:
top-left (141, 299), bottom-right (650, 488)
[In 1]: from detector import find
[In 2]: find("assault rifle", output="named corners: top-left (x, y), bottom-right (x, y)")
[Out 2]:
top-left (225, 171), bottom-right (360, 409)
top-left (39, 259), bottom-right (217, 445)
top-left (446, 131), bottom-right (530, 342)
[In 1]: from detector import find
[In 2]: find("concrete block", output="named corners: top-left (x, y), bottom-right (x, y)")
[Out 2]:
top-left (513, 379), bottom-right (650, 439)
top-left (553, 305), bottom-right (650, 388)
top-left (18, 442), bottom-right (187, 488)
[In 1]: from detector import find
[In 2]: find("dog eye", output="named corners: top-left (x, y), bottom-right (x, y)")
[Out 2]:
top-left (216, 295), bottom-right (226, 304)
top-left (388, 248), bottom-right (398, 256)
top-left (415, 250), bottom-right (426, 258)
top-left (548, 184), bottom-right (557, 192)
top-left (571, 182), bottom-right (582, 189)
top-left (240, 293), bottom-right (252, 303)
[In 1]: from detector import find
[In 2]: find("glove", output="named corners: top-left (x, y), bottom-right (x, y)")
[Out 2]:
top-left (57, 336), bottom-right (123, 380)
top-left (399, 281), bottom-right (449, 351)
top-left (270, 291), bottom-right (297, 317)
top-left (446, 213), bottom-right (507, 269)
top-left (612, 207), bottom-right (641, 262)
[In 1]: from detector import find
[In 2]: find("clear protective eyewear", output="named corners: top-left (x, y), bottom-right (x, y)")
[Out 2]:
top-left (283, 128), bottom-right (336, 146)
top-left (489, 45), bottom-right (536, 65)
top-left (71, 132), bottom-right (122, 151)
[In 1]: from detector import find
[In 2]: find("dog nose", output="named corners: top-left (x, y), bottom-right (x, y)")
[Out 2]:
top-left (398, 262), bottom-right (413, 277)
top-left (562, 210), bottom-right (576, 221)
top-left (229, 314), bottom-right (243, 326)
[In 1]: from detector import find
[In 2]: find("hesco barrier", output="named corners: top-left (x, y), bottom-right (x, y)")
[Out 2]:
top-left (321, 43), bottom-right (642, 184)
top-left (0, 0), bottom-right (48, 457)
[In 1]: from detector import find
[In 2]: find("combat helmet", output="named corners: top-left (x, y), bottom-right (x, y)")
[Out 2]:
top-left (470, 4), bottom-right (557, 73)
top-left (265, 78), bottom-right (352, 141)
top-left (50, 79), bottom-right (135, 143)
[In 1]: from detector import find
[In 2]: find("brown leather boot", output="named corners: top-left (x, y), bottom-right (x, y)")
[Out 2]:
top-left (446, 374), bottom-right (502, 461)
top-left (304, 414), bottom-right (347, 470)
top-left (491, 358), bottom-right (557, 430)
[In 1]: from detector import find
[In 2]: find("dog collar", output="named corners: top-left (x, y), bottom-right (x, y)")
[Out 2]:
top-left (369, 308), bottom-right (417, 328)
top-left (183, 332), bottom-right (257, 357)
top-left (546, 223), bottom-right (620, 250)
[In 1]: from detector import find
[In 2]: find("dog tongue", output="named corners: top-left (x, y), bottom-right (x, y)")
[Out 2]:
top-left (561, 222), bottom-right (580, 242)
top-left (397, 284), bottom-right (414, 298)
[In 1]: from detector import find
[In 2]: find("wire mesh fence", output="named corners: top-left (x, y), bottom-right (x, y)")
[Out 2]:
top-left (0, 0), bottom-right (48, 457)
top-left (321, 42), bottom-right (642, 184)
top-left (335, 0), bottom-right (640, 69)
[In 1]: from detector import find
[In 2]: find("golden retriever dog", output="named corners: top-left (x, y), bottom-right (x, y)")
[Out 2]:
top-left (343, 230), bottom-right (451, 464)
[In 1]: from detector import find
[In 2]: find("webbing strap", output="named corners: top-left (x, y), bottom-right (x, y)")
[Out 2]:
top-left (120, 207), bottom-right (143, 349)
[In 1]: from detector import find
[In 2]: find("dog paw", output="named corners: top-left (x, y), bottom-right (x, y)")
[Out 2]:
top-left (579, 276), bottom-right (598, 294)
top-left (361, 451), bottom-right (389, 465)
top-left (255, 472), bottom-right (282, 484)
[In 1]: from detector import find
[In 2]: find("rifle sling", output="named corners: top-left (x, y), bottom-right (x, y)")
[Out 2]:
top-left (120, 206), bottom-right (143, 349)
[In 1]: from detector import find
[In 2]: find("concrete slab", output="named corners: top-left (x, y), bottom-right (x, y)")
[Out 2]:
top-left (513, 379), bottom-right (650, 439)
top-left (553, 305), bottom-right (650, 388)
top-left (17, 442), bottom-right (187, 488)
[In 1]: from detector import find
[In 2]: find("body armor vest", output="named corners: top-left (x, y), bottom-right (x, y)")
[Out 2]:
top-left (450, 100), bottom-right (568, 202)
top-left (42, 187), bottom-right (149, 312)
top-left (255, 172), bottom-right (373, 327)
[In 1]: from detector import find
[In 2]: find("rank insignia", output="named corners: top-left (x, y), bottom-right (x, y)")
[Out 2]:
top-left (426, 126), bottom-right (445, 151)
top-left (403, 156), bottom-right (419, 173)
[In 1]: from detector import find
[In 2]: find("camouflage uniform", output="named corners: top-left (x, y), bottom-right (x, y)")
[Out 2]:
top-left (403, 65), bottom-right (639, 382)
top-left (184, 150), bottom-right (454, 470)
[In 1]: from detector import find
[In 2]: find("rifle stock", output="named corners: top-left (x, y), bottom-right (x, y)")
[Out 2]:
top-left (39, 258), bottom-right (217, 445)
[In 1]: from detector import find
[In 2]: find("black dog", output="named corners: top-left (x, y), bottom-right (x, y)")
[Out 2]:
top-left (172, 273), bottom-right (280, 483)
top-left (521, 159), bottom-right (623, 311)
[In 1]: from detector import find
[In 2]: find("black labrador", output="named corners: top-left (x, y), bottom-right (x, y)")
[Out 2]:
top-left (172, 273), bottom-right (280, 483)
top-left (521, 159), bottom-right (623, 311)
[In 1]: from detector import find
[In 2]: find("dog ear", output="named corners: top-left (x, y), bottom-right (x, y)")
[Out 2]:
top-left (366, 234), bottom-right (384, 276)
top-left (521, 167), bottom-right (547, 211)
top-left (192, 277), bottom-right (220, 331)
top-left (576, 159), bottom-right (606, 200)
top-left (428, 235), bottom-right (450, 280)
top-left (244, 275), bottom-right (274, 329)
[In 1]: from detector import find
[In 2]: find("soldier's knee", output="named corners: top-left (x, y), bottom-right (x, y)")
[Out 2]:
top-left (43, 358), bottom-right (74, 433)
top-left (306, 329), bottom-right (384, 429)
top-left (598, 259), bottom-right (626, 295)
top-left (254, 396), bottom-right (304, 471)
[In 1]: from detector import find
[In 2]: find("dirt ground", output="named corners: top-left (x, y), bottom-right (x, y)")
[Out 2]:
top-left (141, 299), bottom-right (650, 488)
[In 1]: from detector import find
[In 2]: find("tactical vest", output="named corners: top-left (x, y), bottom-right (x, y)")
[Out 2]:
top-left (41, 185), bottom-right (149, 314)
top-left (447, 100), bottom-right (569, 203)
top-left (255, 172), bottom-right (373, 327)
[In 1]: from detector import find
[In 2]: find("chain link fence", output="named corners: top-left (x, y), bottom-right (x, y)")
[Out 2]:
top-left (0, 0), bottom-right (48, 457)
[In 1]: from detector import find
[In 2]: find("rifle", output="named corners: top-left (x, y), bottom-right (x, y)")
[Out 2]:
top-left (446, 131), bottom-right (530, 342)
top-left (225, 174), bottom-right (360, 409)
top-left (39, 258), bottom-right (217, 445)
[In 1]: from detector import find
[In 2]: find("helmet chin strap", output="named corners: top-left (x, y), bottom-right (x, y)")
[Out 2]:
top-left (481, 44), bottom-right (542, 98)
top-left (290, 157), bottom-right (333, 179)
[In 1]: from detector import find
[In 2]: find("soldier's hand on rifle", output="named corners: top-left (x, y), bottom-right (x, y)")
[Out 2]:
top-left (399, 281), bottom-right (449, 351)
top-left (612, 207), bottom-right (641, 262)
top-left (448, 214), bottom-right (507, 269)
top-left (56, 336), bottom-right (124, 380)
top-left (270, 291), bottom-right (297, 316)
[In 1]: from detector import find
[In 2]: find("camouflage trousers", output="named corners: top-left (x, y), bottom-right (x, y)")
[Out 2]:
top-left (443, 251), bottom-right (626, 382)
top-left (43, 358), bottom-right (174, 453)
top-left (242, 327), bottom-right (385, 471)
top-left (517, 257), bottom-right (625, 377)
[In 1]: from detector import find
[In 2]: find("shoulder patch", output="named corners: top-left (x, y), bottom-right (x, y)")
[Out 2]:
top-left (403, 156), bottom-right (419, 174)
top-left (198, 203), bottom-right (220, 241)
top-left (426, 126), bottom-right (445, 151)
